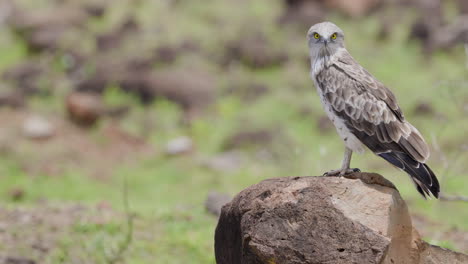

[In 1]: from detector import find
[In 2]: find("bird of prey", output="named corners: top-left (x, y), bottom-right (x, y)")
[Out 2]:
top-left (307, 22), bottom-right (440, 198)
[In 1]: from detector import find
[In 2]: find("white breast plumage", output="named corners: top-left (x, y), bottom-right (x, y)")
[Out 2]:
top-left (311, 72), bottom-right (365, 154)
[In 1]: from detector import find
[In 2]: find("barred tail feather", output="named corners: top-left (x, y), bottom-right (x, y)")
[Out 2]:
top-left (378, 152), bottom-right (440, 198)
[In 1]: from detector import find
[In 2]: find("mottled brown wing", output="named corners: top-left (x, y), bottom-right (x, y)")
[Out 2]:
top-left (336, 52), bottom-right (403, 120)
top-left (315, 51), bottom-right (439, 198)
top-left (316, 52), bottom-right (429, 163)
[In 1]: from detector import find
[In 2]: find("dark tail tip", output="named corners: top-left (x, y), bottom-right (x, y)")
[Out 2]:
top-left (416, 164), bottom-right (439, 199)
top-left (378, 152), bottom-right (440, 199)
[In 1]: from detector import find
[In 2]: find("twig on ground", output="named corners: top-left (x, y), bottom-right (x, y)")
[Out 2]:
top-left (465, 43), bottom-right (468, 70)
top-left (106, 174), bottom-right (135, 264)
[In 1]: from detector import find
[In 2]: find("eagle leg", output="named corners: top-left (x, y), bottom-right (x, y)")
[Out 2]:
top-left (323, 147), bottom-right (360, 177)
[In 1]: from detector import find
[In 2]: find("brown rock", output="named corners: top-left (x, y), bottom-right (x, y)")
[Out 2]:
top-left (2, 61), bottom-right (43, 96)
top-left (165, 136), bottom-right (194, 156)
top-left (8, 187), bottom-right (25, 202)
top-left (154, 45), bottom-right (178, 64)
top-left (428, 16), bottom-right (468, 53)
top-left (205, 191), bottom-right (232, 217)
top-left (76, 59), bottom-right (214, 113)
top-left (222, 129), bottom-right (273, 150)
top-left (0, 92), bottom-right (24, 108)
top-left (66, 92), bottom-right (103, 127)
top-left (413, 101), bottom-right (435, 116)
top-left (22, 115), bottom-right (55, 140)
top-left (459, 0), bottom-right (468, 15)
top-left (96, 17), bottom-right (138, 51)
top-left (120, 70), bottom-right (216, 111)
top-left (9, 6), bottom-right (90, 52)
top-left (215, 173), bottom-right (468, 264)
top-left (75, 72), bottom-right (109, 94)
top-left (324, 0), bottom-right (382, 18)
top-left (223, 32), bottom-right (288, 68)
top-left (3, 257), bottom-right (36, 264)
top-left (279, 0), bottom-right (325, 28)
top-left (83, 3), bottom-right (107, 18)
top-left (23, 26), bottom-right (67, 52)
top-left (10, 7), bottom-right (89, 30)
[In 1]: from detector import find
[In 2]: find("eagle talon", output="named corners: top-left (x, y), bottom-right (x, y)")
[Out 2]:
top-left (323, 168), bottom-right (360, 177)
top-left (339, 168), bottom-right (360, 176)
top-left (322, 169), bottom-right (342, 177)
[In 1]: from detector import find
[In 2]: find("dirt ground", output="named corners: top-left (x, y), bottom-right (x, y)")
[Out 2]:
top-left (0, 203), bottom-right (125, 263)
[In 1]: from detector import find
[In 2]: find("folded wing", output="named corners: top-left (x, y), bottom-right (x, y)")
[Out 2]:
top-left (316, 51), bottom-right (439, 198)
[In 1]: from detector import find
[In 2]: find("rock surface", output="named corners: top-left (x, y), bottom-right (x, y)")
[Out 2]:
top-left (215, 173), bottom-right (468, 264)
top-left (22, 115), bottom-right (55, 140)
top-left (65, 92), bottom-right (103, 127)
top-left (205, 191), bottom-right (233, 217)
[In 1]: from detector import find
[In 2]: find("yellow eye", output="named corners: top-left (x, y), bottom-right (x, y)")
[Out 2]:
top-left (313, 33), bottom-right (320, 39)
top-left (331, 33), bottom-right (337, 40)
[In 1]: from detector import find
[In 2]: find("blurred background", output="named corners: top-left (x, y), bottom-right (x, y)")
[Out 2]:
top-left (0, 0), bottom-right (467, 263)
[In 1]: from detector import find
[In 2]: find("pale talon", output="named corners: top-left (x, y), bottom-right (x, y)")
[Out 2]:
top-left (324, 167), bottom-right (360, 177)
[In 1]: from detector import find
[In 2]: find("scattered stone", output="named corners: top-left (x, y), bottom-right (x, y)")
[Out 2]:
top-left (154, 45), bottom-right (178, 64)
top-left (165, 137), bottom-right (193, 156)
top-left (96, 17), bottom-right (138, 51)
top-left (2, 61), bottom-right (43, 96)
top-left (2, 257), bottom-right (36, 264)
top-left (10, 6), bottom-right (89, 30)
top-left (410, 19), bottom-right (431, 47)
top-left (279, 0), bottom-right (325, 28)
top-left (8, 187), bottom-right (25, 202)
top-left (22, 115), bottom-right (54, 140)
top-left (75, 72), bottom-right (109, 94)
top-left (222, 129), bottom-right (273, 150)
top-left (407, 0), bottom-right (458, 54)
top-left (413, 101), bottom-right (435, 116)
top-left (428, 16), bottom-right (468, 53)
top-left (223, 32), bottom-right (288, 68)
top-left (83, 3), bottom-right (107, 18)
top-left (459, 0), bottom-right (468, 15)
top-left (151, 70), bottom-right (216, 111)
top-left (205, 191), bottom-right (232, 217)
top-left (0, 92), bottom-right (24, 108)
top-left (202, 151), bottom-right (243, 172)
top-left (324, 0), bottom-right (382, 18)
top-left (9, 6), bottom-right (90, 52)
top-left (23, 26), bottom-right (67, 52)
top-left (120, 70), bottom-right (216, 111)
top-left (66, 92), bottom-right (103, 127)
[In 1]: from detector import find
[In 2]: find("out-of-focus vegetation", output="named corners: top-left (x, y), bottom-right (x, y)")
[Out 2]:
top-left (0, 0), bottom-right (467, 263)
